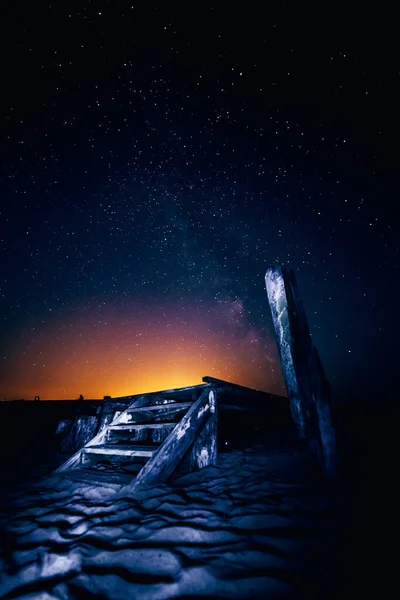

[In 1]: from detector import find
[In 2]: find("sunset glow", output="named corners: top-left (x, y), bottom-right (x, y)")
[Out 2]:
top-left (1, 297), bottom-right (285, 400)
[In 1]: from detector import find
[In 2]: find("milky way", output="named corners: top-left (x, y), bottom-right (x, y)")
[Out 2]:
top-left (0, 4), bottom-right (397, 400)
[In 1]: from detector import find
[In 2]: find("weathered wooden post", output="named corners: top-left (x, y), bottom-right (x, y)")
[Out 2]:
top-left (265, 265), bottom-right (338, 478)
top-left (188, 389), bottom-right (217, 471)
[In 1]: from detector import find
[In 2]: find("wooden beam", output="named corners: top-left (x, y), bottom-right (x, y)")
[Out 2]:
top-left (202, 376), bottom-right (281, 398)
top-left (188, 395), bottom-right (217, 470)
top-left (202, 375), bottom-right (291, 420)
top-left (111, 383), bottom-right (210, 404)
top-left (202, 376), bottom-right (288, 404)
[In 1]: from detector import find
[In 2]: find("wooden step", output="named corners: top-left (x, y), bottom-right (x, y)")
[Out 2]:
top-left (106, 422), bottom-right (176, 446)
top-left (121, 402), bottom-right (192, 423)
top-left (58, 468), bottom-right (135, 486)
top-left (126, 402), bottom-right (192, 414)
top-left (82, 444), bottom-right (157, 458)
top-left (108, 422), bottom-right (176, 431)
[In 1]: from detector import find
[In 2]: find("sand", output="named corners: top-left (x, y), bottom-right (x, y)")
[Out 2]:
top-left (0, 437), bottom-right (340, 599)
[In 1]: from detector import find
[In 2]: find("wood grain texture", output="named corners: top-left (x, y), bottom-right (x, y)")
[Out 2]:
top-left (265, 265), bottom-right (338, 478)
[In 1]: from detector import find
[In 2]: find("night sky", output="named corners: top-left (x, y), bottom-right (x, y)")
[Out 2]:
top-left (0, 4), bottom-right (398, 401)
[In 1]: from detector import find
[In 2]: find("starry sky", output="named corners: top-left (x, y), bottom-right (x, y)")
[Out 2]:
top-left (0, 3), bottom-right (398, 401)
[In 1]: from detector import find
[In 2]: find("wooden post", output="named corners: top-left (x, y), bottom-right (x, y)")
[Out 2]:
top-left (188, 389), bottom-right (217, 470)
top-left (265, 265), bottom-right (338, 478)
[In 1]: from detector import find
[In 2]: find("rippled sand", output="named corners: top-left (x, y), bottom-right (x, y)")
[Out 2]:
top-left (0, 440), bottom-right (339, 599)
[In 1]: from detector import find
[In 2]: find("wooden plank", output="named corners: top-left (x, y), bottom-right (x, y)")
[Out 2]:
top-left (108, 423), bottom-right (176, 431)
top-left (122, 389), bottom-right (217, 492)
top-left (265, 265), bottom-right (338, 478)
top-left (202, 375), bottom-right (287, 403)
top-left (83, 444), bottom-right (157, 457)
top-left (203, 376), bottom-right (265, 394)
top-left (120, 402), bottom-right (192, 424)
top-left (111, 383), bottom-right (210, 404)
top-left (126, 402), bottom-right (192, 413)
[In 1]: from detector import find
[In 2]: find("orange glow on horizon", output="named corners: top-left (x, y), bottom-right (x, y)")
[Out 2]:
top-left (0, 299), bottom-right (286, 400)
